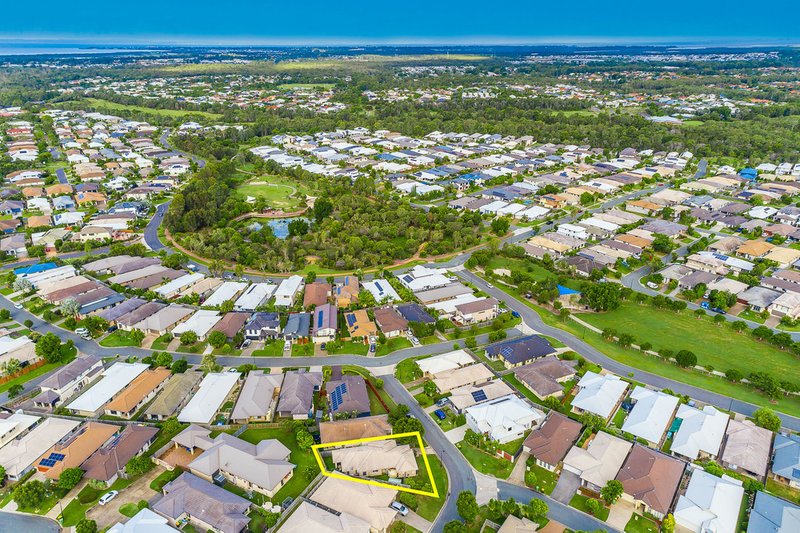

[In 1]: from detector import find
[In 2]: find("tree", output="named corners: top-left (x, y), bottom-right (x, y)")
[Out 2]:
top-left (313, 198), bottom-right (333, 223)
top-left (12, 277), bottom-right (32, 293)
top-left (76, 519), bottom-right (98, 533)
top-left (179, 330), bottom-right (198, 345)
top-left (155, 351), bottom-right (173, 368)
top-left (752, 325), bottom-right (773, 341)
top-left (652, 234), bottom-right (675, 254)
top-left (208, 259), bottom-right (225, 277)
top-left (130, 329), bottom-right (146, 347)
top-left (125, 455), bottom-right (153, 477)
top-left (675, 350), bottom-right (697, 368)
top-left (456, 491), bottom-right (479, 522)
top-left (585, 498), bottom-right (602, 516)
top-left (753, 407), bottom-right (782, 432)
top-left (725, 368), bottom-right (743, 382)
top-left (0, 464), bottom-right (5, 482)
top-left (13, 479), bottom-right (47, 509)
top-left (7, 384), bottom-right (23, 398)
top-left (423, 380), bottom-right (438, 398)
top-left (601, 479), bottom-right (624, 505)
top-left (35, 332), bottom-right (63, 363)
top-left (296, 428), bottom-right (314, 450)
top-left (162, 417), bottom-right (181, 436)
top-left (491, 217), bottom-right (511, 236)
top-left (208, 330), bottom-right (227, 348)
top-left (2, 358), bottom-right (20, 377)
top-left (200, 353), bottom-right (219, 373)
top-left (171, 359), bottom-right (188, 374)
top-left (219, 300), bottom-right (235, 313)
top-left (288, 218), bottom-right (310, 237)
top-left (582, 283), bottom-right (622, 311)
top-left (58, 467), bottom-right (84, 490)
top-left (443, 521), bottom-right (466, 533)
top-left (59, 297), bottom-right (80, 317)
top-left (662, 514), bottom-right (676, 533)
top-left (527, 498), bottom-right (548, 520)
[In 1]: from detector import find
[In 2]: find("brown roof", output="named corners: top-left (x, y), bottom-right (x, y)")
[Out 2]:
top-left (81, 425), bottom-right (159, 482)
top-left (211, 312), bottom-right (250, 338)
top-left (319, 414), bottom-right (392, 444)
top-left (104, 368), bottom-right (171, 415)
top-left (26, 215), bottom-right (52, 228)
top-left (455, 297), bottom-right (498, 315)
top-left (22, 187), bottom-right (44, 198)
top-left (373, 306), bottom-right (408, 333)
top-left (303, 282), bottom-right (331, 308)
top-left (39, 422), bottom-right (119, 479)
top-left (523, 412), bottom-right (583, 466)
top-left (45, 280), bottom-right (102, 304)
top-left (45, 183), bottom-right (73, 196)
top-left (615, 445), bottom-right (685, 515)
top-left (514, 356), bottom-right (577, 397)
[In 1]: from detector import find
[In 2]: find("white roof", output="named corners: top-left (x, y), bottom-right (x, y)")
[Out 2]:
top-left (581, 217), bottom-right (620, 232)
top-left (155, 273), bottom-right (205, 297)
top-left (572, 371), bottom-right (629, 419)
top-left (621, 386), bottom-right (680, 444)
top-left (278, 500), bottom-right (371, 533)
top-left (674, 469), bottom-right (744, 533)
top-left (427, 293), bottom-right (480, 314)
top-left (108, 508), bottom-right (179, 533)
top-left (0, 417), bottom-right (80, 477)
top-left (479, 200), bottom-right (509, 214)
top-left (171, 310), bottom-right (222, 338)
top-left (27, 265), bottom-right (76, 287)
top-left (518, 206), bottom-right (550, 220)
top-left (497, 203), bottom-right (526, 216)
top-left (417, 350), bottom-right (474, 375)
top-left (0, 335), bottom-right (33, 356)
top-left (362, 279), bottom-right (400, 303)
top-left (234, 283), bottom-right (277, 311)
top-left (671, 405), bottom-right (729, 460)
top-left (68, 362), bottom-right (149, 413)
top-left (563, 431), bottom-right (632, 489)
top-left (0, 411), bottom-right (40, 444)
top-left (274, 275), bottom-right (304, 305)
top-left (178, 372), bottom-right (240, 424)
top-left (204, 282), bottom-right (247, 308)
top-left (465, 394), bottom-right (545, 442)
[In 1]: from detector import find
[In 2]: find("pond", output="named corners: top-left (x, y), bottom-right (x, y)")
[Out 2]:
top-left (249, 217), bottom-right (309, 240)
top-left (0, 512), bottom-right (60, 533)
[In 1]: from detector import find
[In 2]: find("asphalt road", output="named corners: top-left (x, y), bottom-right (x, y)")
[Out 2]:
top-left (143, 201), bottom-right (171, 252)
top-left (159, 129), bottom-right (206, 169)
top-left (455, 269), bottom-right (800, 432)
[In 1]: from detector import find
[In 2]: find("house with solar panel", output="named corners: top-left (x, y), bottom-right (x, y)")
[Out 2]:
top-left (344, 309), bottom-right (377, 340)
top-left (486, 335), bottom-right (557, 369)
top-left (312, 303), bottom-right (338, 343)
top-left (36, 421), bottom-right (119, 480)
top-left (327, 371), bottom-right (371, 418)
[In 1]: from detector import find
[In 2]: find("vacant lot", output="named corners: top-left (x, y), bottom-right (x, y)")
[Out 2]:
top-left (578, 302), bottom-right (798, 379)
top-left (84, 98), bottom-right (223, 120)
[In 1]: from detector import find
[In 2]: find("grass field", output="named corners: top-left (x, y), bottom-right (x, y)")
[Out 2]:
top-left (569, 494), bottom-right (609, 521)
top-left (99, 330), bottom-right (142, 348)
top-left (84, 98), bottom-right (223, 120)
top-left (376, 337), bottom-right (412, 356)
top-left (578, 302), bottom-right (798, 379)
top-left (235, 175), bottom-right (307, 210)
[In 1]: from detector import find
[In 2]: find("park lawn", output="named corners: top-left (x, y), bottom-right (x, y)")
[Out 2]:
top-left (376, 337), bottom-right (413, 356)
top-left (395, 358), bottom-right (423, 384)
top-left (99, 330), bottom-right (143, 347)
top-left (569, 494), bottom-right (610, 521)
top-left (456, 441), bottom-right (514, 479)
top-left (327, 341), bottom-right (369, 355)
top-left (252, 340), bottom-right (285, 356)
top-left (625, 514), bottom-right (660, 533)
top-left (292, 343), bottom-right (314, 357)
top-left (484, 256), bottom-right (555, 282)
top-left (235, 178), bottom-right (304, 211)
top-left (238, 426), bottom-right (320, 502)
top-left (84, 98), bottom-right (223, 120)
top-left (577, 302), bottom-right (799, 380)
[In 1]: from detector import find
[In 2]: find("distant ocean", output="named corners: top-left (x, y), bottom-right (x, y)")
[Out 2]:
top-left (0, 44), bottom-right (153, 56)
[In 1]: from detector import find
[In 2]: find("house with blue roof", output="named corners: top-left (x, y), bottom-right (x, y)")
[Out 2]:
top-left (739, 167), bottom-right (758, 181)
top-left (15, 262), bottom-right (57, 277)
top-left (771, 433), bottom-right (800, 489)
top-left (748, 491), bottom-right (800, 533)
top-left (486, 335), bottom-right (556, 369)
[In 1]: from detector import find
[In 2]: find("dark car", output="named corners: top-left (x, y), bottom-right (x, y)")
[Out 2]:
top-left (433, 409), bottom-right (447, 420)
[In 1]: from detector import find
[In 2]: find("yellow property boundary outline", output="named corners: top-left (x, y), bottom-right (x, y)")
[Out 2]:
top-left (310, 431), bottom-right (440, 498)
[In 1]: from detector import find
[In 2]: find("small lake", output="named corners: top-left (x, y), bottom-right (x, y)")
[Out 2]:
top-left (249, 217), bottom-right (309, 239)
top-left (0, 512), bottom-right (60, 533)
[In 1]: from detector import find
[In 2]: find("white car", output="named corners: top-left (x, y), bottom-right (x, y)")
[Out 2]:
top-left (390, 501), bottom-right (409, 516)
top-left (98, 490), bottom-right (119, 505)
top-left (13, 303), bottom-right (22, 309)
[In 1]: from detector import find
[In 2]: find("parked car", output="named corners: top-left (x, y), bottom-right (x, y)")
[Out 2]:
top-left (320, 343), bottom-right (327, 351)
top-left (99, 491), bottom-right (119, 505)
top-left (511, 310), bottom-right (520, 318)
top-left (241, 339), bottom-right (251, 348)
top-left (390, 501), bottom-right (409, 516)
top-left (369, 344), bottom-right (376, 353)
top-left (700, 301), bottom-right (710, 309)
top-left (433, 409), bottom-right (447, 420)
top-left (13, 302), bottom-right (22, 309)
top-left (436, 398), bottom-right (449, 407)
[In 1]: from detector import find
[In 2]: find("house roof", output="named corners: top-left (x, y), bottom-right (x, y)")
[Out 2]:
top-left (671, 404), bottom-right (729, 461)
top-left (373, 306), bottom-right (408, 333)
top-left (448, 379), bottom-right (516, 412)
top-left (748, 491), bottom-right (800, 533)
top-left (81, 425), bottom-right (159, 482)
top-left (104, 368), bottom-right (171, 414)
top-left (455, 297), bottom-right (498, 316)
top-left (496, 516), bottom-right (539, 533)
top-left (486, 335), bottom-right (556, 365)
top-left (616, 445), bottom-right (685, 515)
top-left (0, 417), bottom-right (80, 478)
top-left (396, 302), bottom-right (435, 323)
top-left (108, 508), bottom-right (179, 533)
top-left (278, 370), bottom-right (322, 417)
top-left (310, 477), bottom-right (397, 532)
top-left (432, 363), bottom-right (495, 392)
top-left (513, 356), bottom-right (577, 398)
top-left (523, 412), bottom-right (583, 467)
top-left (332, 440), bottom-right (416, 476)
top-left (418, 350), bottom-right (474, 375)
top-left (38, 354), bottom-right (102, 391)
top-left (563, 431), bottom-right (632, 489)
top-left (68, 362), bottom-right (149, 413)
top-left (327, 374), bottom-right (370, 415)
top-left (319, 415), bottom-right (392, 444)
top-left (278, 500), bottom-right (370, 533)
top-left (178, 372), bottom-right (240, 424)
top-left (153, 472), bottom-right (251, 533)
top-left (465, 394), bottom-right (545, 441)
top-left (313, 303), bottom-right (338, 334)
top-left (171, 310), bottom-right (221, 338)
top-left (572, 371), bottom-right (629, 419)
top-left (144, 372), bottom-right (203, 419)
top-left (38, 421), bottom-right (119, 479)
top-left (210, 312), bottom-right (250, 338)
top-left (304, 282), bottom-right (331, 308)
top-left (674, 469), bottom-right (743, 533)
top-left (134, 304), bottom-right (193, 332)
top-left (721, 419), bottom-right (772, 477)
top-left (231, 371), bottom-right (283, 421)
top-left (621, 387), bottom-right (680, 444)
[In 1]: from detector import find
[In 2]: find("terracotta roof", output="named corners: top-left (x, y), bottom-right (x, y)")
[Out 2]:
top-left (523, 412), bottom-right (583, 466)
top-left (303, 282), bottom-right (331, 308)
top-left (81, 425), bottom-right (159, 482)
top-left (38, 421), bottom-right (119, 479)
top-left (373, 306), bottom-right (409, 333)
top-left (104, 368), bottom-right (171, 415)
top-left (616, 445), bottom-right (685, 516)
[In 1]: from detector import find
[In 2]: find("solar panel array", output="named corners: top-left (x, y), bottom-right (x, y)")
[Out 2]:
top-left (500, 346), bottom-right (514, 358)
top-left (346, 314), bottom-right (356, 327)
top-left (330, 383), bottom-right (348, 411)
top-left (471, 390), bottom-right (488, 402)
top-left (39, 452), bottom-right (66, 468)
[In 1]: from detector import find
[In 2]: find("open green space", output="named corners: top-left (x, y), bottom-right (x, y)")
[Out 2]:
top-left (238, 426), bottom-right (320, 503)
top-left (99, 330), bottom-right (143, 347)
top-left (395, 357), bottom-right (424, 384)
top-left (456, 441), bottom-right (515, 479)
top-left (625, 514), bottom-right (660, 533)
top-left (578, 302), bottom-right (798, 379)
top-left (526, 460), bottom-right (558, 495)
top-left (292, 343), bottom-right (314, 357)
top-left (327, 340), bottom-right (369, 355)
top-left (84, 98), bottom-right (223, 120)
top-left (235, 175), bottom-right (308, 210)
top-left (766, 478), bottom-right (800, 504)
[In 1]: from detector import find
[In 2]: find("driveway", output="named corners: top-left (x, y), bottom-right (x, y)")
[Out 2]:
top-left (444, 425), bottom-right (468, 444)
top-left (551, 470), bottom-right (580, 504)
top-left (607, 500), bottom-right (635, 530)
top-left (398, 509), bottom-right (432, 533)
top-left (86, 467), bottom-right (164, 530)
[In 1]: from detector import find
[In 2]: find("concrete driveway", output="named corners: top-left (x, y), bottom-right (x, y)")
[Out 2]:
top-left (398, 509), bottom-right (433, 533)
top-left (444, 425), bottom-right (468, 444)
top-left (86, 467), bottom-right (164, 529)
top-left (607, 500), bottom-right (635, 530)
top-left (551, 470), bottom-right (580, 504)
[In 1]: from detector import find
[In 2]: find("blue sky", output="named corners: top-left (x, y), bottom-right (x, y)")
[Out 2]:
top-left (1, 0), bottom-right (798, 45)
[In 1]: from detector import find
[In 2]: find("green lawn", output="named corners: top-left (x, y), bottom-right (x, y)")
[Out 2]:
top-left (526, 459), bottom-right (558, 495)
top-left (376, 337), bottom-right (413, 356)
top-left (456, 441), bottom-right (514, 479)
top-left (118, 502), bottom-right (140, 518)
top-left (415, 392), bottom-right (435, 407)
top-left (408, 455), bottom-right (448, 521)
top-left (737, 308), bottom-right (767, 324)
top-left (84, 98), bottom-right (223, 120)
top-left (150, 468), bottom-right (183, 492)
top-left (292, 343), bottom-right (314, 357)
top-left (625, 514), bottom-right (660, 533)
top-left (430, 406), bottom-right (464, 432)
top-left (502, 374), bottom-right (545, 406)
top-left (61, 475), bottom-right (139, 525)
top-left (99, 330), bottom-right (143, 347)
top-left (238, 426), bottom-right (319, 503)
top-left (569, 494), bottom-right (610, 521)
top-left (578, 302), bottom-right (799, 381)
top-left (395, 358), bottom-right (424, 384)
top-left (252, 340), bottom-right (285, 356)
top-left (327, 340), bottom-right (368, 355)
top-left (0, 345), bottom-right (76, 393)
top-left (766, 478), bottom-right (800, 504)
top-left (235, 176), bottom-right (307, 210)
